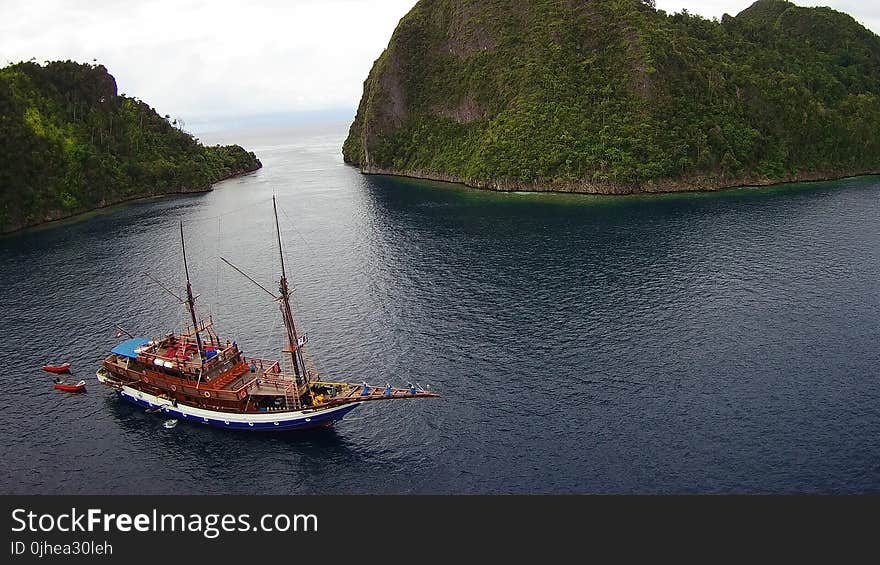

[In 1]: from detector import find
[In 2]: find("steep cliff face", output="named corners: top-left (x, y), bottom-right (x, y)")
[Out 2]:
top-left (0, 61), bottom-right (262, 233)
top-left (343, 0), bottom-right (880, 193)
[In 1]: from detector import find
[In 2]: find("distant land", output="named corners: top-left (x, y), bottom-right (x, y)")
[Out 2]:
top-left (344, 0), bottom-right (880, 194)
top-left (0, 61), bottom-right (262, 234)
top-left (189, 108), bottom-right (358, 135)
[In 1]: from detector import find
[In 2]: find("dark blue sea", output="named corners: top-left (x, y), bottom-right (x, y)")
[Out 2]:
top-left (2, 123), bottom-right (879, 494)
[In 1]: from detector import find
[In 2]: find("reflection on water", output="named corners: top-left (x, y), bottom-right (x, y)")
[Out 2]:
top-left (2, 123), bottom-right (880, 493)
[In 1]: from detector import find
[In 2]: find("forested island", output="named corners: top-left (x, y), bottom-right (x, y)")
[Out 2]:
top-left (343, 0), bottom-right (880, 194)
top-left (0, 61), bottom-right (261, 234)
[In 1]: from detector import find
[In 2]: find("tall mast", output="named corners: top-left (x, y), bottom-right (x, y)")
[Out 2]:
top-left (273, 196), bottom-right (307, 382)
top-left (180, 221), bottom-right (204, 363)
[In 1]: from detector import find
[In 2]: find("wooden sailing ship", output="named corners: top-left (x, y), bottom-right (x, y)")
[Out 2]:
top-left (97, 197), bottom-right (437, 430)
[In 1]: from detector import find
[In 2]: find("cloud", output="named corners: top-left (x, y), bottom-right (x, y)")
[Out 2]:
top-left (0, 0), bottom-right (418, 123)
top-left (1, 1), bottom-right (877, 127)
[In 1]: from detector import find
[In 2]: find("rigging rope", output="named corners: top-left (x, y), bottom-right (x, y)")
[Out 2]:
top-left (213, 212), bottom-right (222, 325)
top-left (261, 306), bottom-right (280, 359)
top-left (274, 201), bottom-right (331, 378)
top-left (275, 198), bottom-right (396, 380)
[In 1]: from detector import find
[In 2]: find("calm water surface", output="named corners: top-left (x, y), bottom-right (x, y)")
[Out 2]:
top-left (2, 123), bottom-right (880, 494)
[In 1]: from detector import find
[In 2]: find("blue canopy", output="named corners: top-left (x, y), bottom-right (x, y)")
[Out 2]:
top-left (111, 337), bottom-right (151, 360)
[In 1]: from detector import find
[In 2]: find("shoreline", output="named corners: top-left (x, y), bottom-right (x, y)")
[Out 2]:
top-left (356, 165), bottom-right (880, 196)
top-left (1, 167), bottom-right (260, 236)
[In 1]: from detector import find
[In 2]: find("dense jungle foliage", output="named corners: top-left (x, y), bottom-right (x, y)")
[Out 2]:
top-left (344, 0), bottom-right (880, 190)
top-left (0, 61), bottom-right (261, 233)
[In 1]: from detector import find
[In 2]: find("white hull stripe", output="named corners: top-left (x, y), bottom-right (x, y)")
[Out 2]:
top-left (117, 385), bottom-right (360, 430)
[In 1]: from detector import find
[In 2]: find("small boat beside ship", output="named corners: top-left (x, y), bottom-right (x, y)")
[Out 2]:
top-left (43, 363), bottom-right (71, 374)
top-left (53, 378), bottom-right (86, 392)
top-left (97, 197), bottom-right (438, 431)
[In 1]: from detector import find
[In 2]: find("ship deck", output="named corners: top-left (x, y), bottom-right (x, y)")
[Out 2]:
top-left (199, 360), bottom-right (302, 398)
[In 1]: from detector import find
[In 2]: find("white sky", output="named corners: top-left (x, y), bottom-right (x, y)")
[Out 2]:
top-left (1, 1), bottom-right (878, 129)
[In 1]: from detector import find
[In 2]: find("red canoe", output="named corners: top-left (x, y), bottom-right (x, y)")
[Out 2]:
top-left (53, 379), bottom-right (86, 392)
top-left (42, 363), bottom-right (71, 373)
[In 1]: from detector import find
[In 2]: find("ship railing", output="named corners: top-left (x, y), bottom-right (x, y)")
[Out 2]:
top-left (232, 374), bottom-right (260, 395)
top-left (182, 316), bottom-right (214, 338)
top-left (252, 372), bottom-right (297, 389)
top-left (240, 357), bottom-right (280, 375)
top-left (233, 368), bottom-right (296, 395)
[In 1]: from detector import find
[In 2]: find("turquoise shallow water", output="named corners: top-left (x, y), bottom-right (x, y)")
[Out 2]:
top-left (2, 123), bottom-right (880, 493)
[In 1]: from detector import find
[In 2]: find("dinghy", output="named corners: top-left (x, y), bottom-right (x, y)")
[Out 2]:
top-left (53, 379), bottom-right (86, 392)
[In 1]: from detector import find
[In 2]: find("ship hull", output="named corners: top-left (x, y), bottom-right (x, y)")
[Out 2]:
top-left (116, 384), bottom-right (360, 431)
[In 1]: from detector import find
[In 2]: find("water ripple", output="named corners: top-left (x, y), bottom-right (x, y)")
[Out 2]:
top-left (2, 126), bottom-right (880, 493)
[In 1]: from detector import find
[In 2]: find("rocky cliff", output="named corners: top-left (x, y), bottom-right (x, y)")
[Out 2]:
top-left (343, 0), bottom-right (880, 193)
